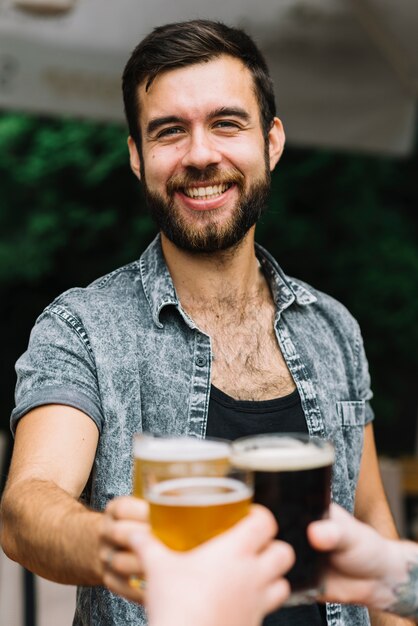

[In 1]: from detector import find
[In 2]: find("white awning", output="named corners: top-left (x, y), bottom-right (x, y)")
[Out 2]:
top-left (0, 0), bottom-right (417, 155)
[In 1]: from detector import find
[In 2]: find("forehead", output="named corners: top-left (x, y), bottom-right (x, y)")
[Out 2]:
top-left (137, 55), bottom-right (259, 125)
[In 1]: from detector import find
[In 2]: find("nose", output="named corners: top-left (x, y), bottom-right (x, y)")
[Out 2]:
top-left (181, 129), bottom-right (222, 170)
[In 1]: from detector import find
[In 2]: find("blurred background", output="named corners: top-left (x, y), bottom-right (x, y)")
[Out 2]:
top-left (0, 1), bottom-right (417, 624)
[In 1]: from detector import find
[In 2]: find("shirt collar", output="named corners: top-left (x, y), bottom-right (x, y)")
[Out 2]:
top-left (139, 235), bottom-right (180, 329)
top-left (255, 243), bottom-right (317, 313)
top-left (139, 235), bottom-right (316, 327)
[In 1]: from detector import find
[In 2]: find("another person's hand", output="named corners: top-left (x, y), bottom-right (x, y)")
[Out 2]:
top-left (99, 496), bottom-right (149, 603)
top-left (309, 503), bottom-right (418, 618)
top-left (130, 504), bottom-right (294, 626)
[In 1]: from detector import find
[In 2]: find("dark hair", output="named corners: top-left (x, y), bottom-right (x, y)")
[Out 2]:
top-left (122, 19), bottom-right (276, 148)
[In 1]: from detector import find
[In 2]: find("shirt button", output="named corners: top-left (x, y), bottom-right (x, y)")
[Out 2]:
top-left (195, 356), bottom-right (207, 367)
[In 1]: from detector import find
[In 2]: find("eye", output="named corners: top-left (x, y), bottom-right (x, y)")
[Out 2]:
top-left (156, 127), bottom-right (185, 139)
top-left (213, 120), bottom-right (240, 130)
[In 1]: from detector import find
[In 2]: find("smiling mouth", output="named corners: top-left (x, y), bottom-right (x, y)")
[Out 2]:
top-left (181, 183), bottom-right (233, 200)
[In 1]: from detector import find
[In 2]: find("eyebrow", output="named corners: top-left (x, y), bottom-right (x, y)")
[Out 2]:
top-left (146, 107), bottom-right (251, 136)
top-left (146, 116), bottom-right (186, 136)
top-left (209, 107), bottom-right (250, 122)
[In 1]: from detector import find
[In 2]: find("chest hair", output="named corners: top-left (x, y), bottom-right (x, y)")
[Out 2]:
top-left (184, 289), bottom-right (296, 401)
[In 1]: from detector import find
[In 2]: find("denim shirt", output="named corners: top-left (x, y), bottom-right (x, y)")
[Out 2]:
top-left (12, 235), bottom-right (373, 626)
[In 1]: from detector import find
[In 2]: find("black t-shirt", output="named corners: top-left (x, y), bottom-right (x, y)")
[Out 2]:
top-left (206, 385), bottom-right (327, 626)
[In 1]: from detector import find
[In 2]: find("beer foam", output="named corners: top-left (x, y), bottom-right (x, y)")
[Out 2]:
top-left (148, 477), bottom-right (252, 506)
top-left (232, 438), bottom-right (335, 471)
top-left (134, 436), bottom-right (230, 461)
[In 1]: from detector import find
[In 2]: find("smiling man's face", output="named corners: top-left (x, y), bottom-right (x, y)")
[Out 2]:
top-left (128, 54), bottom-right (284, 253)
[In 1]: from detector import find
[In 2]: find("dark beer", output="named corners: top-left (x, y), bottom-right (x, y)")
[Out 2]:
top-left (231, 434), bottom-right (334, 601)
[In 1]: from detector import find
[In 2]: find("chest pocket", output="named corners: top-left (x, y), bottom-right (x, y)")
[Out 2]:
top-left (336, 400), bottom-right (366, 492)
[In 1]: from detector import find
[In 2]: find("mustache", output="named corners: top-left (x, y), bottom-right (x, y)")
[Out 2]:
top-left (166, 166), bottom-right (244, 194)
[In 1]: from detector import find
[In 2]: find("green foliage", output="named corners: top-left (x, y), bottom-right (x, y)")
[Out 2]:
top-left (0, 114), bottom-right (155, 286)
top-left (258, 150), bottom-right (418, 452)
top-left (1, 112), bottom-right (417, 453)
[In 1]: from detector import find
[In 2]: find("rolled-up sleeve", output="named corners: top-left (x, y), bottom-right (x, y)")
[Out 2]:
top-left (11, 305), bottom-right (104, 434)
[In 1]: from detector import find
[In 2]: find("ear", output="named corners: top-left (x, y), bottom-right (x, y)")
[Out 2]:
top-left (268, 117), bottom-right (285, 171)
top-left (127, 136), bottom-right (141, 181)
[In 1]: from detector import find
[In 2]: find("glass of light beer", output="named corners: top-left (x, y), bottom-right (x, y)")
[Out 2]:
top-left (134, 434), bottom-right (253, 550)
top-left (231, 433), bottom-right (334, 605)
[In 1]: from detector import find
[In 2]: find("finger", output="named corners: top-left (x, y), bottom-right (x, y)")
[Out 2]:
top-left (256, 540), bottom-right (295, 583)
top-left (100, 545), bottom-right (116, 571)
top-left (308, 504), bottom-right (356, 553)
top-left (308, 519), bottom-right (342, 552)
top-left (318, 572), bottom-right (374, 605)
top-left (102, 569), bottom-right (146, 604)
top-left (101, 548), bottom-right (144, 578)
top-left (130, 527), bottom-right (176, 570)
top-left (262, 578), bottom-right (291, 615)
top-left (102, 519), bottom-right (150, 549)
top-left (106, 496), bottom-right (149, 521)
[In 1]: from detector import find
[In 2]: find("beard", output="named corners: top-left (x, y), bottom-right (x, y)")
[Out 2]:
top-left (141, 160), bottom-right (271, 254)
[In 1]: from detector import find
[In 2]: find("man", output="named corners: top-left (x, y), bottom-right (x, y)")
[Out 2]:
top-left (0, 19), bottom-right (408, 626)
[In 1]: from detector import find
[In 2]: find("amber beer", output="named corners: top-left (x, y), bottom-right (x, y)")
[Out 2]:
top-left (133, 435), bottom-right (252, 548)
top-left (133, 435), bottom-right (231, 499)
top-left (147, 475), bottom-right (252, 550)
top-left (232, 434), bottom-right (334, 603)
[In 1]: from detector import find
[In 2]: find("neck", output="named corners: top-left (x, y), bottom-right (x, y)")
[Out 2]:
top-left (160, 228), bottom-right (262, 310)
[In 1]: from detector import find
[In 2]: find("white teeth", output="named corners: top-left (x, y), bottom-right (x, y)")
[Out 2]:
top-left (184, 183), bottom-right (231, 199)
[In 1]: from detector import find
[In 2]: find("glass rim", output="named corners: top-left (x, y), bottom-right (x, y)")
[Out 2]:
top-left (231, 433), bottom-right (335, 470)
top-left (146, 475), bottom-right (253, 506)
top-left (133, 432), bottom-right (232, 461)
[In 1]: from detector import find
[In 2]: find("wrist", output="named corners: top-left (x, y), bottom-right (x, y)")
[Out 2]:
top-left (362, 538), bottom-right (405, 611)
top-left (383, 540), bottom-right (418, 618)
top-left (91, 511), bottom-right (107, 585)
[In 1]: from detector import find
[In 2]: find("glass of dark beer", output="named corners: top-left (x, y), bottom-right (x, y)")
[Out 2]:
top-left (231, 433), bottom-right (334, 605)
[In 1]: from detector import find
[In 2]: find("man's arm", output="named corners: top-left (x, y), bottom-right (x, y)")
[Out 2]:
top-left (354, 423), bottom-right (414, 626)
top-left (1, 405), bottom-right (104, 584)
top-left (355, 423), bottom-right (398, 536)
